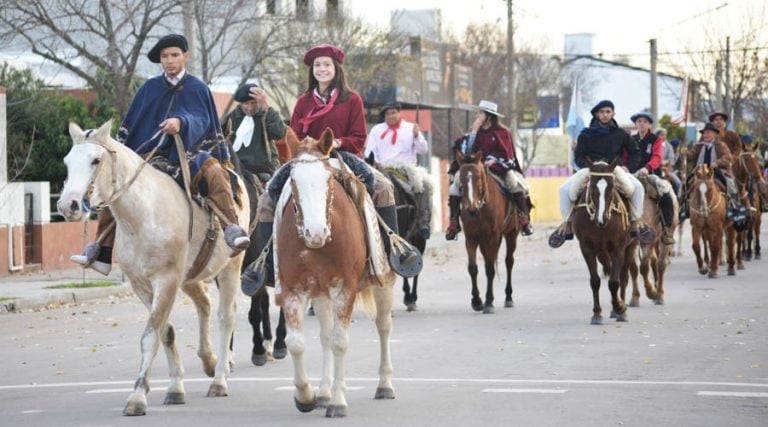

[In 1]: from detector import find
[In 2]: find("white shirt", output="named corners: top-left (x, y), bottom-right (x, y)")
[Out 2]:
top-left (364, 120), bottom-right (428, 167)
top-left (165, 69), bottom-right (186, 86)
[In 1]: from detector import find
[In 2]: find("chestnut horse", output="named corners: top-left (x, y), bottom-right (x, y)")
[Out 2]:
top-left (629, 184), bottom-right (678, 306)
top-left (58, 121), bottom-right (248, 416)
top-left (456, 150), bottom-right (519, 313)
top-left (571, 160), bottom-right (638, 325)
top-left (275, 129), bottom-right (396, 418)
top-left (688, 164), bottom-right (735, 277)
top-left (733, 149), bottom-right (764, 262)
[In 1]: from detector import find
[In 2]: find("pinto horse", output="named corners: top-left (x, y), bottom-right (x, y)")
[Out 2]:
top-left (456, 150), bottom-right (519, 313)
top-left (57, 121), bottom-right (248, 416)
top-left (688, 164), bottom-right (735, 277)
top-left (571, 160), bottom-right (638, 325)
top-left (275, 129), bottom-right (396, 418)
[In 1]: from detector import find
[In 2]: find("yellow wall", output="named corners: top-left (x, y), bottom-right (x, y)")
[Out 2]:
top-left (528, 177), bottom-right (568, 223)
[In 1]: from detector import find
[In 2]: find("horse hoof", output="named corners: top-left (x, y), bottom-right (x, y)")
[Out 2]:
top-left (708, 272), bottom-right (718, 279)
top-left (482, 305), bottom-right (495, 314)
top-left (325, 404), bottom-right (347, 418)
top-left (206, 384), bottom-right (228, 397)
top-left (737, 264), bottom-right (745, 270)
top-left (591, 316), bottom-right (603, 325)
top-left (471, 301), bottom-right (483, 312)
top-left (406, 302), bottom-right (418, 312)
top-left (316, 396), bottom-right (330, 409)
top-left (164, 392), bottom-right (185, 405)
top-left (728, 269), bottom-right (736, 276)
top-left (755, 254), bottom-right (761, 260)
top-left (123, 401), bottom-right (147, 416)
top-left (375, 387), bottom-right (395, 400)
top-left (202, 356), bottom-right (217, 378)
top-left (251, 352), bottom-right (268, 366)
top-left (504, 299), bottom-right (514, 308)
top-left (307, 306), bottom-right (315, 316)
top-left (654, 298), bottom-right (665, 305)
top-left (273, 346), bottom-right (287, 360)
top-left (698, 268), bottom-right (708, 275)
top-left (615, 311), bottom-right (628, 322)
top-left (629, 298), bottom-right (639, 308)
top-left (294, 396), bottom-right (316, 413)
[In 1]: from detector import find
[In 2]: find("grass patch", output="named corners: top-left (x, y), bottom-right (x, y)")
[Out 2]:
top-left (0, 296), bottom-right (17, 302)
top-left (45, 281), bottom-right (120, 290)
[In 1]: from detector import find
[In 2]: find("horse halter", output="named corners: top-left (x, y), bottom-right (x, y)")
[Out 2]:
top-left (289, 154), bottom-right (336, 244)
top-left (462, 165), bottom-right (487, 210)
top-left (584, 170), bottom-right (618, 227)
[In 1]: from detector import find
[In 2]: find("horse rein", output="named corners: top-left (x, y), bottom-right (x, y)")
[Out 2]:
top-left (577, 170), bottom-right (628, 228)
top-left (688, 177), bottom-right (724, 217)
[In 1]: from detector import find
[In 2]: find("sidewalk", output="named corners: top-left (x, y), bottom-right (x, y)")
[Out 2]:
top-left (0, 265), bottom-right (132, 313)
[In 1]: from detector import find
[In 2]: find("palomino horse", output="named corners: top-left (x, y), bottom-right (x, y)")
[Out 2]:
top-left (628, 182), bottom-right (678, 306)
top-left (455, 150), bottom-right (519, 313)
top-left (275, 129), bottom-right (396, 418)
top-left (733, 148), bottom-right (764, 262)
top-left (572, 159), bottom-right (639, 324)
top-left (688, 164), bottom-right (736, 277)
top-left (57, 121), bottom-right (248, 415)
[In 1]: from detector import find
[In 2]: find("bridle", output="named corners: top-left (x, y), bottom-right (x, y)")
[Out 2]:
top-left (579, 169), bottom-right (627, 228)
top-left (689, 169), bottom-right (723, 218)
top-left (461, 164), bottom-right (487, 210)
top-left (289, 154), bottom-right (336, 244)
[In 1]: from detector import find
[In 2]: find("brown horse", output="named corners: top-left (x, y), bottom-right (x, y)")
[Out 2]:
top-left (688, 164), bottom-right (736, 277)
top-left (275, 129), bottom-right (396, 418)
top-left (456, 150), bottom-right (519, 313)
top-left (628, 183), bottom-right (678, 306)
top-left (733, 148), bottom-right (764, 262)
top-left (572, 159), bottom-right (637, 325)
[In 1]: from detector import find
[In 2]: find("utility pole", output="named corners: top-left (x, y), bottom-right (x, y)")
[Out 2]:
top-left (715, 59), bottom-right (723, 111)
top-left (183, 0), bottom-right (197, 75)
top-left (0, 87), bottom-right (6, 185)
top-left (507, 0), bottom-right (516, 137)
top-left (724, 35), bottom-right (731, 115)
top-left (650, 39), bottom-right (658, 121)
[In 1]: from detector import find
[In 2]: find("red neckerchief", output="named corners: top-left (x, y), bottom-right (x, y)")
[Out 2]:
top-left (298, 88), bottom-right (339, 133)
top-left (380, 118), bottom-right (402, 145)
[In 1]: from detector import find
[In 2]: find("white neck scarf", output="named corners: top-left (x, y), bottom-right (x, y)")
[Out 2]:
top-left (233, 116), bottom-right (255, 151)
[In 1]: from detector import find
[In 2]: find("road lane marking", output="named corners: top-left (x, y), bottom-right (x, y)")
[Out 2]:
top-left (483, 388), bottom-right (567, 394)
top-left (274, 386), bottom-right (364, 391)
top-left (697, 391), bottom-right (768, 398)
top-left (85, 388), bottom-right (134, 394)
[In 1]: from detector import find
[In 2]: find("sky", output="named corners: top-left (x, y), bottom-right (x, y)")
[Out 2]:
top-left (350, 0), bottom-right (766, 74)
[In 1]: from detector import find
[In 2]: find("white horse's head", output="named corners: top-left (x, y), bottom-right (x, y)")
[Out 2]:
top-left (289, 129), bottom-right (336, 248)
top-left (57, 120), bottom-right (115, 221)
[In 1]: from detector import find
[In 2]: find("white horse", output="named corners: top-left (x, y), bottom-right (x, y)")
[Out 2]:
top-left (57, 121), bottom-right (248, 416)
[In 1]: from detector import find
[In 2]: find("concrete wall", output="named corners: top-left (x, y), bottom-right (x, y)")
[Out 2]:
top-left (33, 221), bottom-right (97, 271)
top-left (528, 177), bottom-right (568, 223)
top-left (23, 181), bottom-right (51, 224)
top-left (0, 224), bottom-right (25, 276)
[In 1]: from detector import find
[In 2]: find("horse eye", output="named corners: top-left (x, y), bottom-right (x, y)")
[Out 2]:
top-left (92, 158), bottom-right (101, 166)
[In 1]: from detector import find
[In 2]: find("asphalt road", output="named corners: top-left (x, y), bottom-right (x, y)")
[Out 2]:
top-left (0, 222), bottom-right (766, 426)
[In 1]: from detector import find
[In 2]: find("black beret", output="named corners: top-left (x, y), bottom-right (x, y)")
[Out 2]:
top-left (381, 102), bottom-right (401, 114)
top-left (234, 83), bottom-right (258, 103)
top-left (590, 99), bottom-right (615, 116)
top-left (630, 112), bottom-right (654, 124)
top-left (147, 34), bottom-right (188, 63)
top-left (699, 122), bottom-right (718, 134)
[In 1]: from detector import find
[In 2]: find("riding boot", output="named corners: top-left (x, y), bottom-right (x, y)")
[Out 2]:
top-left (240, 222), bottom-right (274, 297)
top-left (547, 221), bottom-right (573, 248)
top-left (630, 219), bottom-right (655, 244)
top-left (445, 195), bottom-right (462, 241)
top-left (511, 192), bottom-right (534, 236)
top-left (70, 209), bottom-right (115, 276)
top-left (377, 205), bottom-right (418, 265)
top-left (659, 192), bottom-right (675, 245)
top-left (202, 162), bottom-right (250, 251)
top-left (415, 190), bottom-right (432, 240)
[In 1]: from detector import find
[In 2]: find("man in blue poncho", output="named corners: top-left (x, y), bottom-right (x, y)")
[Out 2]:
top-left (71, 34), bottom-right (250, 275)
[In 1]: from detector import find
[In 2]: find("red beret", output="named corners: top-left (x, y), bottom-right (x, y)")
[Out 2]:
top-left (708, 111), bottom-right (728, 122)
top-left (303, 44), bottom-right (345, 66)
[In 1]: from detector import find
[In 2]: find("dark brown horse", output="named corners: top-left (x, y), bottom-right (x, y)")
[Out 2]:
top-left (456, 150), bottom-right (519, 313)
top-left (572, 159), bottom-right (637, 325)
top-left (733, 148), bottom-right (764, 262)
top-left (275, 129), bottom-right (396, 418)
top-left (688, 164), bottom-right (735, 277)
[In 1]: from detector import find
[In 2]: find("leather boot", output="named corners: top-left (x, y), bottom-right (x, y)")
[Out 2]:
top-left (70, 209), bottom-right (115, 276)
top-left (445, 195), bottom-right (462, 240)
top-left (203, 162), bottom-right (250, 250)
top-left (240, 222), bottom-right (274, 297)
top-left (512, 192), bottom-right (534, 236)
top-left (415, 190), bottom-right (432, 240)
top-left (659, 192), bottom-right (675, 245)
top-left (378, 205), bottom-right (418, 265)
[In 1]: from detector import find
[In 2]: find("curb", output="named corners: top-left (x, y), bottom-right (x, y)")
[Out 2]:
top-left (0, 282), bottom-right (133, 313)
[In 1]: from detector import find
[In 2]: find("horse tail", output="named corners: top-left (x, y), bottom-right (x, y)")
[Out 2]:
top-left (355, 285), bottom-right (377, 319)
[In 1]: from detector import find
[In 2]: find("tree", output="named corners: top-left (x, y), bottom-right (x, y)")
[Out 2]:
top-left (0, 0), bottom-right (182, 116)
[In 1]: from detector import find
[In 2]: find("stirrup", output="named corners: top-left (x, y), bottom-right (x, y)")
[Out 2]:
top-left (389, 236), bottom-right (423, 278)
top-left (630, 224), bottom-right (656, 245)
top-left (445, 221), bottom-right (461, 241)
top-left (548, 229), bottom-right (572, 248)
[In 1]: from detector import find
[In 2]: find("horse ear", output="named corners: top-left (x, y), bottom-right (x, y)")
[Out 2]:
top-left (609, 157), bottom-right (619, 169)
top-left (318, 127), bottom-right (335, 155)
top-left (94, 119), bottom-right (114, 139)
top-left (455, 148), bottom-right (464, 164)
top-left (470, 150), bottom-right (483, 164)
top-left (69, 122), bottom-right (85, 144)
top-left (586, 156), bottom-right (593, 167)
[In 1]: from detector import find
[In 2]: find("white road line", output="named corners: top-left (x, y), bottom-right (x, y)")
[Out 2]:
top-left (697, 391), bottom-right (768, 398)
top-left (2, 377), bottom-right (768, 391)
top-left (274, 386), bottom-right (364, 391)
top-left (85, 388), bottom-right (134, 394)
top-left (483, 388), bottom-right (567, 394)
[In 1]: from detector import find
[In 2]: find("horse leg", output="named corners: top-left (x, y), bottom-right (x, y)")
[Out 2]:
top-left (580, 247), bottom-right (602, 325)
top-left (326, 290), bottom-right (355, 418)
top-left (249, 293), bottom-right (268, 366)
top-left (726, 227), bottom-right (738, 275)
top-left (503, 233), bottom-right (517, 308)
top-left (373, 281), bottom-right (395, 400)
top-left (744, 228), bottom-right (753, 261)
top-left (708, 230), bottom-right (722, 278)
top-left (180, 281), bottom-right (217, 376)
top-left (628, 248), bottom-right (640, 307)
top-left (312, 297), bottom-right (334, 408)
top-left (466, 240), bottom-right (482, 312)
top-left (479, 238), bottom-right (502, 314)
top-left (692, 225), bottom-right (707, 275)
top-left (755, 223), bottom-right (762, 260)
top-left (639, 245), bottom-right (659, 303)
top-left (283, 292), bottom-right (315, 413)
top-left (124, 276), bottom-right (180, 416)
top-left (143, 282), bottom-right (186, 406)
top-left (408, 275), bottom-right (419, 312)
top-left (260, 293), bottom-right (274, 359)
top-left (273, 309), bottom-right (288, 359)
top-left (609, 252), bottom-right (628, 322)
top-left (206, 265), bottom-right (239, 397)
